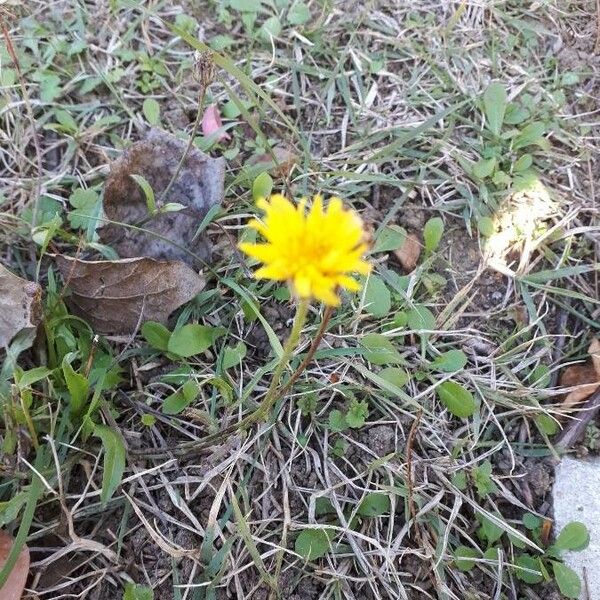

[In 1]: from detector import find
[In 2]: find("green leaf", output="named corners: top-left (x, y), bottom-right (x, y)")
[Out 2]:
top-left (513, 169), bottom-right (539, 192)
top-left (472, 157), bottom-right (496, 179)
top-left (552, 561), bottom-right (581, 598)
top-left (514, 153), bottom-right (533, 172)
top-left (130, 174), bottom-right (156, 216)
top-left (364, 275), bottom-right (391, 317)
top-left (207, 376), bottom-right (233, 403)
top-left (477, 216), bottom-right (495, 237)
top-left (515, 554), bottom-right (543, 584)
top-left (161, 204), bottom-right (185, 215)
top-left (561, 72), bottom-right (579, 86)
top-left (371, 225), bottom-right (407, 253)
top-left (94, 425), bottom-right (126, 504)
top-left (315, 497), bottom-right (335, 516)
top-left (230, 0), bottom-right (261, 10)
top-left (260, 15), bottom-right (282, 40)
top-left (492, 170), bottom-right (511, 187)
top-left (554, 522), bottom-right (590, 552)
top-left (330, 438), bottom-right (346, 456)
top-left (222, 99), bottom-right (242, 119)
top-left (210, 34), bottom-right (235, 51)
top-left (295, 528), bottom-right (330, 561)
top-left (62, 355), bottom-right (90, 417)
top-left (0, 492), bottom-right (28, 527)
top-left (476, 512), bottom-right (504, 544)
top-left (431, 349), bottom-right (467, 373)
top-left (483, 546), bottom-right (500, 562)
top-left (288, 2), bottom-right (310, 25)
top-left (142, 98), bottom-right (160, 125)
top-left (535, 413), bottom-right (558, 436)
top-left (529, 364), bottom-right (551, 388)
top-left (328, 409), bottom-right (347, 432)
top-left (472, 461), bottom-right (497, 497)
top-left (504, 102), bottom-right (529, 125)
top-left (522, 513), bottom-right (542, 531)
top-left (17, 367), bottom-right (52, 388)
top-left (452, 471), bottom-right (467, 491)
top-left (513, 121), bottom-right (546, 150)
top-left (297, 394), bottom-right (317, 416)
top-left (222, 341), bottom-right (247, 369)
top-left (141, 414), bottom-right (156, 427)
top-left (407, 305), bottom-right (436, 332)
top-left (357, 493), bottom-right (390, 517)
top-left (39, 73), bottom-right (61, 102)
top-left (345, 399), bottom-right (369, 428)
top-left (272, 286), bottom-right (290, 301)
top-left (437, 381), bottom-right (476, 418)
top-left (423, 217), bottom-right (444, 253)
top-left (142, 322), bottom-right (171, 351)
top-left (454, 546), bottom-right (478, 571)
top-left (162, 380), bottom-right (200, 415)
top-left (167, 324), bottom-right (225, 358)
top-left (360, 334), bottom-right (403, 365)
top-left (123, 582), bottom-right (154, 600)
top-left (508, 531), bottom-right (527, 549)
top-left (174, 13), bottom-right (198, 34)
top-left (252, 171), bottom-right (273, 201)
top-left (0, 68), bottom-right (15, 86)
top-left (378, 367), bottom-right (409, 389)
top-left (483, 82), bottom-right (507, 135)
top-left (67, 188), bottom-right (101, 231)
top-left (54, 109), bottom-right (78, 132)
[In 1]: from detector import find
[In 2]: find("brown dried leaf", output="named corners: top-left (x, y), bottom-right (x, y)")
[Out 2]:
top-left (560, 337), bottom-right (600, 409)
top-left (0, 530), bottom-right (30, 600)
top-left (393, 233), bottom-right (421, 272)
top-left (101, 130), bottom-right (224, 267)
top-left (55, 255), bottom-right (204, 334)
top-left (0, 264), bottom-right (42, 348)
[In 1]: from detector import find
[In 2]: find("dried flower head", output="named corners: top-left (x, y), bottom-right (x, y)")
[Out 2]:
top-left (193, 50), bottom-right (216, 88)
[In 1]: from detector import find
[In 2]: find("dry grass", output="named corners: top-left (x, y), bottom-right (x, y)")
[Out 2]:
top-left (1, 1), bottom-right (600, 599)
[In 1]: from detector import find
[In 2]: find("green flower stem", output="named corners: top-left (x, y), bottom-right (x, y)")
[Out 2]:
top-left (243, 296), bottom-right (310, 426)
top-left (180, 297), bottom-right (311, 454)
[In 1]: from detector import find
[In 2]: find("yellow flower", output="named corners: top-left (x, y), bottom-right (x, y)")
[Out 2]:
top-left (239, 194), bottom-right (371, 306)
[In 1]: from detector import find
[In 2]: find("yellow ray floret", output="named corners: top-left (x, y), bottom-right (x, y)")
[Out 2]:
top-left (239, 194), bottom-right (371, 306)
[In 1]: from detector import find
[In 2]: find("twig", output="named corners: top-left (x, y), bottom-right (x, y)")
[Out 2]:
top-left (555, 387), bottom-right (600, 449)
top-left (595, 0), bottom-right (600, 53)
top-left (1, 15), bottom-right (43, 229)
top-left (83, 335), bottom-right (99, 378)
top-left (159, 52), bottom-right (214, 205)
top-left (583, 565), bottom-right (591, 600)
top-left (550, 308), bottom-right (569, 387)
top-left (406, 409), bottom-right (423, 545)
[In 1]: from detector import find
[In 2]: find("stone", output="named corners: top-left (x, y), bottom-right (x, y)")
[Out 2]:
top-left (553, 455), bottom-right (600, 594)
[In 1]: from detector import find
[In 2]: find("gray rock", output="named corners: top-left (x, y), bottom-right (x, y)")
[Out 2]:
top-left (553, 455), bottom-right (600, 597)
top-left (101, 129), bottom-right (225, 267)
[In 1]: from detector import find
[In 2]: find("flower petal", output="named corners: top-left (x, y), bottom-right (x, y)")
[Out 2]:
top-left (241, 193), bottom-right (371, 306)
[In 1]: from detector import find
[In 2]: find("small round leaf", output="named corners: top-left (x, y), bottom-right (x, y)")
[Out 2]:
top-left (437, 381), bottom-right (476, 418)
top-left (252, 171), bottom-right (273, 202)
top-left (552, 561), bottom-right (581, 598)
top-left (295, 528), bottom-right (330, 561)
top-left (454, 546), bottom-right (478, 572)
top-left (554, 521), bottom-right (590, 552)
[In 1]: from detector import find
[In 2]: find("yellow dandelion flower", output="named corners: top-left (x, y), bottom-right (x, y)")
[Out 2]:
top-left (239, 194), bottom-right (371, 306)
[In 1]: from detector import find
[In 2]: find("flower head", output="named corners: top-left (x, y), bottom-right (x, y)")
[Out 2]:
top-left (239, 194), bottom-right (371, 306)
